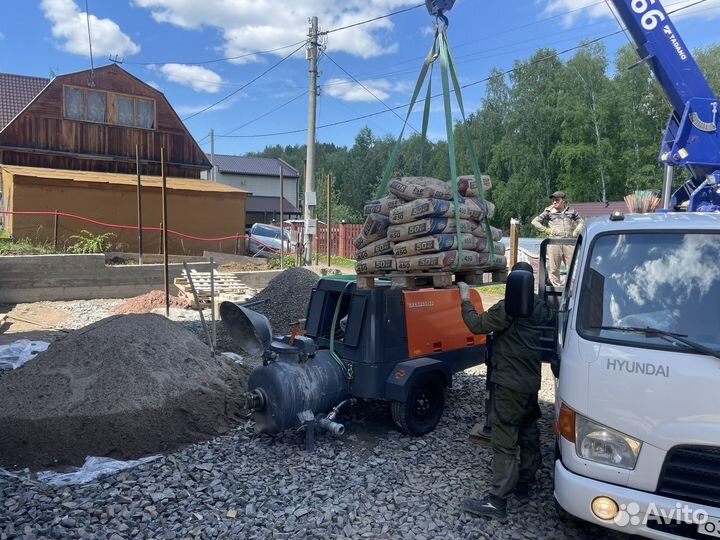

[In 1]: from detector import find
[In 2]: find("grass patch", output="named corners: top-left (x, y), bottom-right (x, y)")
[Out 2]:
top-left (0, 238), bottom-right (58, 255)
top-left (329, 256), bottom-right (356, 268)
top-left (476, 284), bottom-right (506, 296)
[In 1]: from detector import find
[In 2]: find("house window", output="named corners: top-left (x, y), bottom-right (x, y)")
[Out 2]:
top-left (117, 95), bottom-right (135, 126)
top-left (63, 85), bottom-right (156, 129)
top-left (64, 87), bottom-right (84, 120)
top-left (87, 91), bottom-right (107, 122)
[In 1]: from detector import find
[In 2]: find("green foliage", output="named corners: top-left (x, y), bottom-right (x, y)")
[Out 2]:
top-left (268, 255), bottom-right (296, 269)
top-left (247, 42), bottom-right (720, 230)
top-left (329, 256), bottom-right (356, 268)
top-left (0, 238), bottom-right (57, 255)
top-left (67, 230), bottom-right (115, 254)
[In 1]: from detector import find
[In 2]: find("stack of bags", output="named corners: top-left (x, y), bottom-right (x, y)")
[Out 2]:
top-left (354, 176), bottom-right (507, 274)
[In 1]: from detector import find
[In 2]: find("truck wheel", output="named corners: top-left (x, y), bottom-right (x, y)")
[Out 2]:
top-left (391, 373), bottom-right (445, 436)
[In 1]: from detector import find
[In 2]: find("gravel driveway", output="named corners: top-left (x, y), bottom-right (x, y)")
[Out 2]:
top-left (1, 355), bottom-right (626, 540)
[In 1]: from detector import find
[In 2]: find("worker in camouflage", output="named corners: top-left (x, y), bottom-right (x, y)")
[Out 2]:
top-left (531, 191), bottom-right (584, 287)
top-left (457, 262), bottom-right (555, 521)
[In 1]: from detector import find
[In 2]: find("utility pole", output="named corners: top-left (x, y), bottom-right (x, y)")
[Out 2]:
top-left (303, 16), bottom-right (319, 266)
top-left (210, 128), bottom-right (215, 182)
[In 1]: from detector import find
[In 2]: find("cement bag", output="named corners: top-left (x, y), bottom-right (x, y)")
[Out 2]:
top-left (457, 175), bottom-right (492, 197)
top-left (388, 177), bottom-right (453, 201)
top-left (354, 213), bottom-right (391, 249)
top-left (396, 250), bottom-right (483, 271)
top-left (363, 196), bottom-right (403, 216)
top-left (393, 233), bottom-right (479, 257)
top-left (356, 255), bottom-right (396, 274)
top-left (471, 223), bottom-right (503, 241)
top-left (356, 238), bottom-right (393, 260)
top-left (387, 218), bottom-right (477, 242)
top-left (389, 198), bottom-right (485, 224)
top-left (474, 238), bottom-right (506, 254)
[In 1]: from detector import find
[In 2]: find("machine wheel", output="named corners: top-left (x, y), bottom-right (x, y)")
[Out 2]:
top-left (391, 373), bottom-right (445, 436)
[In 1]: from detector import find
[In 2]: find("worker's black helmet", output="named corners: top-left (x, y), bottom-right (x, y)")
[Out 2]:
top-left (511, 261), bottom-right (534, 274)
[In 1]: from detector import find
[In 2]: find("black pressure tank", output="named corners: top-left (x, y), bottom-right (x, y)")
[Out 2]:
top-left (248, 347), bottom-right (350, 434)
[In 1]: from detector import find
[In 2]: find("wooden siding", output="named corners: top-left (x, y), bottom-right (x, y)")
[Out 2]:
top-left (0, 65), bottom-right (210, 178)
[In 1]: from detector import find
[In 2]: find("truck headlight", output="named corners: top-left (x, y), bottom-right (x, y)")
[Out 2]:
top-left (575, 415), bottom-right (642, 470)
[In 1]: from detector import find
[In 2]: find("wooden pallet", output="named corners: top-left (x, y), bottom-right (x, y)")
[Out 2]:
top-left (356, 267), bottom-right (507, 290)
top-left (174, 271), bottom-right (248, 309)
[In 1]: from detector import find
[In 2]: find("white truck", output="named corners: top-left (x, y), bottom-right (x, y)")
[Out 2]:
top-left (549, 212), bottom-right (720, 539)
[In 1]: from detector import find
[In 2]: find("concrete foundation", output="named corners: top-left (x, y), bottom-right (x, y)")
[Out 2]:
top-left (0, 254), bottom-right (286, 303)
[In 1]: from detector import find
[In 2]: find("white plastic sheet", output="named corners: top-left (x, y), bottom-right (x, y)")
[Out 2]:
top-left (0, 455), bottom-right (160, 486)
top-left (0, 340), bottom-right (49, 370)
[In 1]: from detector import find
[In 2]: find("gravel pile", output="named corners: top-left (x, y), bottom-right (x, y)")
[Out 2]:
top-left (248, 267), bottom-right (319, 335)
top-left (0, 314), bottom-right (250, 470)
top-left (0, 365), bottom-right (625, 540)
top-left (113, 292), bottom-right (192, 315)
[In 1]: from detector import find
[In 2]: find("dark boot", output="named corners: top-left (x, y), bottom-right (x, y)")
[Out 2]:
top-left (514, 481), bottom-right (531, 503)
top-left (461, 495), bottom-right (507, 520)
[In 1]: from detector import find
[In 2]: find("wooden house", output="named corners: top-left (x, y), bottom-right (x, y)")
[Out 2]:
top-left (0, 64), bottom-right (211, 178)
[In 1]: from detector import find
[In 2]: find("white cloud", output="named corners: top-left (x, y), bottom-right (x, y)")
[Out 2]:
top-left (542, 0), bottom-right (720, 27)
top-left (323, 77), bottom-right (408, 102)
top-left (41, 0), bottom-right (140, 57)
top-left (157, 63), bottom-right (223, 93)
top-left (133, 0), bottom-right (418, 62)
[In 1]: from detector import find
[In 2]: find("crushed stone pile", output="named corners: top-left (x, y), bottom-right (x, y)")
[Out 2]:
top-left (0, 314), bottom-right (249, 471)
top-left (248, 268), bottom-right (319, 335)
top-left (113, 291), bottom-right (192, 314)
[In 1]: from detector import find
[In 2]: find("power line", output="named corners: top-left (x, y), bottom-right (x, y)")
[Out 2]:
top-left (182, 42), bottom-right (306, 121)
top-left (323, 3), bottom-right (424, 34)
top-left (218, 0), bottom-right (703, 139)
top-left (322, 51), bottom-right (420, 135)
top-left (217, 90), bottom-right (309, 137)
top-left (122, 4), bottom-right (424, 67)
top-left (85, 0), bottom-right (96, 86)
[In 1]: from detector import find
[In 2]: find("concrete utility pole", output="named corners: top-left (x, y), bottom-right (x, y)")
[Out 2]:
top-left (303, 16), bottom-right (319, 266)
top-left (210, 128), bottom-right (215, 182)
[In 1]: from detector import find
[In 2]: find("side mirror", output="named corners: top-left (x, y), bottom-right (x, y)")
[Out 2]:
top-left (505, 270), bottom-right (534, 318)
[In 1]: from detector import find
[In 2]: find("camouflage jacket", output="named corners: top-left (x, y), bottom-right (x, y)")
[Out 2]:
top-left (531, 205), bottom-right (584, 238)
top-left (461, 296), bottom-right (555, 394)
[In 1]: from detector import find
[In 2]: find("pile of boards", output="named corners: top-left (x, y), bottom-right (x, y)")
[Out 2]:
top-left (174, 270), bottom-right (250, 309)
top-left (354, 176), bottom-right (506, 275)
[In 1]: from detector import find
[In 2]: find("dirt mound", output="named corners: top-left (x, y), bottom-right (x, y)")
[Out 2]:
top-left (113, 291), bottom-right (192, 314)
top-left (249, 268), bottom-right (319, 335)
top-left (0, 314), bottom-right (249, 470)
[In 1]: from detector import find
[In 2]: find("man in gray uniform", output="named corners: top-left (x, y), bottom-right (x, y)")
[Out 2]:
top-left (531, 191), bottom-right (583, 287)
top-left (457, 262), bottom-right (555, 520)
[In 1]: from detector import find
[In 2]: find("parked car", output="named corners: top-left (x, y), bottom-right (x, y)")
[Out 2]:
top-left (247, 223), bottom-right (293, 258)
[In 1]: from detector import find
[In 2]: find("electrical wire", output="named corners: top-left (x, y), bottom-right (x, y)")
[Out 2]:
top-left (322, 51), bottom-right (420, 134)
top-left (218, 0), bottom-right (704, 138)
top-left (182, 42), bottom-right (306, 121)
top-left (85, 0), bottom-right (96, 86)
top-left (218, 90), bottom-right (309, 137)
top-left (323, 3), bottom-right (424, 34)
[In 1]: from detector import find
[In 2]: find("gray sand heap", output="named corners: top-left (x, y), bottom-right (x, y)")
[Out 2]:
top-left (0, 314), bottom-right (249, 471)
top-left (250, 267), bottom-right (319, 334)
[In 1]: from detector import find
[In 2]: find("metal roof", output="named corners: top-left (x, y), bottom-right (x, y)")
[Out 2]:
top-left (246, 196), bottom-right (301, 214)
top-left (2, 165), bottom-right (250, 195)
top-left (210, 154), bottom-right (299, 178)
top-left (0, 73), bottom-right (50, 131)
top-left (571, 201), bottom-right (627, 218)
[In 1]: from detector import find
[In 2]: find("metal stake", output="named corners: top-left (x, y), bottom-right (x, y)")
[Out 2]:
top-left (210, 256), bottom-right (216, 350)
top-left (161, 147), bottom-right (169, 317)
top-left (53, 209), bottom-right (59, 251)
top-left (183, 262), bottom-right (215, 357)
top-left (280, 165), bottom-right (285, 270)
top-left (136, 144), bottom-right (144, 265)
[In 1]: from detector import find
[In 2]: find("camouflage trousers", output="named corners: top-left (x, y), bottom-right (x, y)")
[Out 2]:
top-left (490, 384), bottom-right (543, 500)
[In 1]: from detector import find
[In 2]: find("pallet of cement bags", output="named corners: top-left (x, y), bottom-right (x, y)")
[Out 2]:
top-left (353, 213), bottom-right (391, 249)
top-left (392, 234), bottom-right (505, 257)
top-left (389, 197), bottom-right (485, 224)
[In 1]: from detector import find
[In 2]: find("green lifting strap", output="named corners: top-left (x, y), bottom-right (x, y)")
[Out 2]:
top-left (442, 32), bottom-right (495, 261)
top-left (376, 34), bottom-right (439, 198)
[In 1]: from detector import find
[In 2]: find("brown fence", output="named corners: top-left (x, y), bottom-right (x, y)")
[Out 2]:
top-left (287, 222), bottom-right (362, 260)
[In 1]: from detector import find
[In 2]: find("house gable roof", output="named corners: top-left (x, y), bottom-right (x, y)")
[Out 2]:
top-left (0, 73), bottom-right (50, 131)
top-left (211, 154), bottom-right (300, 178)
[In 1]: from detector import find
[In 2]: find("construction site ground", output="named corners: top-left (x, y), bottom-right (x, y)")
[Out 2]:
top-left (0, 286), bottom-right (625, 540)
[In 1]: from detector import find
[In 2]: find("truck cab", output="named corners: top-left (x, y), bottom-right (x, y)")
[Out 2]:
top-left (551, 212), bottom-right (720, 539)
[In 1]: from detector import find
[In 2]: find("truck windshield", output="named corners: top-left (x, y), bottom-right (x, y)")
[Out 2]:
top-left (577, 232), bottom-right (720, 355)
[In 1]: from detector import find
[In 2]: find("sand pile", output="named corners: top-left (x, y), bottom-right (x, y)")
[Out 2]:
top-left (0, 314), bottom-right (249, 470)
top-left (248, 268), bottom-right (319, 335)
top-left (113, 291), bottom-right (192, 314)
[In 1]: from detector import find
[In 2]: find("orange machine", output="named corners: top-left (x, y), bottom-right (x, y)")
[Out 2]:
top-left (404, 288), bottom-right (487, 358)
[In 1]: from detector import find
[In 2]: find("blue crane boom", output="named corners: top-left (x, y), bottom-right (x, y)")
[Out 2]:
top-left (609, 0), bottom-right (720, 211)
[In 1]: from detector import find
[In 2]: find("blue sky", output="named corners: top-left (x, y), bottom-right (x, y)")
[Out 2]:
top-left (1, 0), bottom-right (719, 156)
